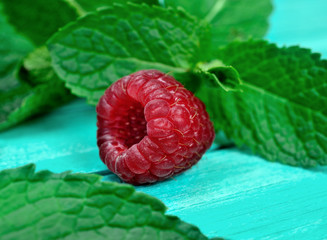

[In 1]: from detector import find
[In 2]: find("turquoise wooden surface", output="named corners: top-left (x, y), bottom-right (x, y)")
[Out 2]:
top-left (266, 0), bottom-right (327, 57)
top-left (1, 0), bottom-right (327, 239)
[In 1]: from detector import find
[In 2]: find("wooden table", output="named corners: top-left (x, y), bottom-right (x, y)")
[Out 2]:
top-left (1, 0), bottom-right (327, 239)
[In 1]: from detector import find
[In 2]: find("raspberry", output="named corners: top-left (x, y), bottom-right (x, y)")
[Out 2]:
top-left (96, 70), bottom-right (215, 185)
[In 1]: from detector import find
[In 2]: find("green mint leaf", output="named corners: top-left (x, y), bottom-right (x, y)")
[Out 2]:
top-left (196, 60), bottom-right (241, 92)
top-left (0, 3), bottom-right (34, 81)
top-left (19, 47), bottom-right (74, 111)
top-left (66, 0), bottom-right (160, 14)
top-left (198, 40), bottom-right (327, 167)
top-left (48, 3), bottom-right (210, 104)
top-left (0, 2), bottom-right (34, 131)
top-left (0, 85), bottom-right (31, 131)
top-left (1, 0), bottom-right (79, 46)
top-left (0, 47), bottom-right (74, 131)
top-left (2, 0), bottom-right (158, 46)
top-left (164, 0), bottom-right (273, 47)
top-left (0, 164), bottom-right (209, 240)
top-left (137, 0), bottom-right (160, 5)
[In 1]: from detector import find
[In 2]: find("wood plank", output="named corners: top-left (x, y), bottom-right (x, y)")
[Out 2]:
top-left (266, 0), bottom-right (327, 57)
top-left (128, 149), bottom-right (327, 239)
top-left (0, 99), bottom-right (106, 173)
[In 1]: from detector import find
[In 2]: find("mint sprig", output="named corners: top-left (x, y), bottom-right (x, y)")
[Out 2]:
top-left (0, 164), bottom-right (210, 240)
top-left (2, 0), bottom-right (327, 169)
top-left (48, 3), bottom-right (210, 104)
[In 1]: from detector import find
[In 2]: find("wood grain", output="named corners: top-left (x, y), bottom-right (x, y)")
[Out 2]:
top-left (131, 149), bottom-right (327, 239)
top-left (0, 99), bottom-right (106, 173)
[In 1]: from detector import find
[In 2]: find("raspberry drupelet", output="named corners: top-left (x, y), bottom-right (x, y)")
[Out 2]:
top-left (96, 70), bottom-right (215, 185)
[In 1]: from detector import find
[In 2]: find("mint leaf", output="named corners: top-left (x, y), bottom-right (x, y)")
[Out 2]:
top-left (1, 0), bottom-right (158, 46)
top-left (19, 47), bottom-right (74, 109)
top-left (137, 0), bottom-right (160, 5)
top-left (164, 0), bottom-right (273, 47)
top-left (0, 47), bottom-right (74, 131)
top-left (48, 3), bottom-right (210, 104)
top-left (0, 164), bottom-right (209, 240)
top-left (198, 40), bottom-right (327, 167)
top-left (0, 2), bottom-right (34, 131)
top-left (67, 0), bottom-right (160, 14)
top-left (1, 0), bottom-right (79, 46)
top-left (0, 4), bottom-right (34, 81)
top-left (196, 60), bottom-right (241, 92)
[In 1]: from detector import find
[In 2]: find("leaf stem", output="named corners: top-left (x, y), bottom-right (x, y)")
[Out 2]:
top-left (64, 0), bottom-right (87, 16)
top-left (204, 0), bottom-right (226, 23)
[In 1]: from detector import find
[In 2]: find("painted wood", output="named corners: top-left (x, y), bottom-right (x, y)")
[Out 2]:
top-left (266, 0), bottom-right (327, 57)
top-left (1, 0), bottom-right (327, 239)
top-left (132, 149), bottom-right (327, 239)
top-left (0, 99), bottom-right (105, 173)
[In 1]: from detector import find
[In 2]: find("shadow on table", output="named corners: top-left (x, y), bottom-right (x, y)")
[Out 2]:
top-left (308, 165), bottom-right (327, 174)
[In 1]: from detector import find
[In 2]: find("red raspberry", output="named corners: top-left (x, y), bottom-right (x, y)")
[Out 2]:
top-left (96, 70), bottom-right (214, 185)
